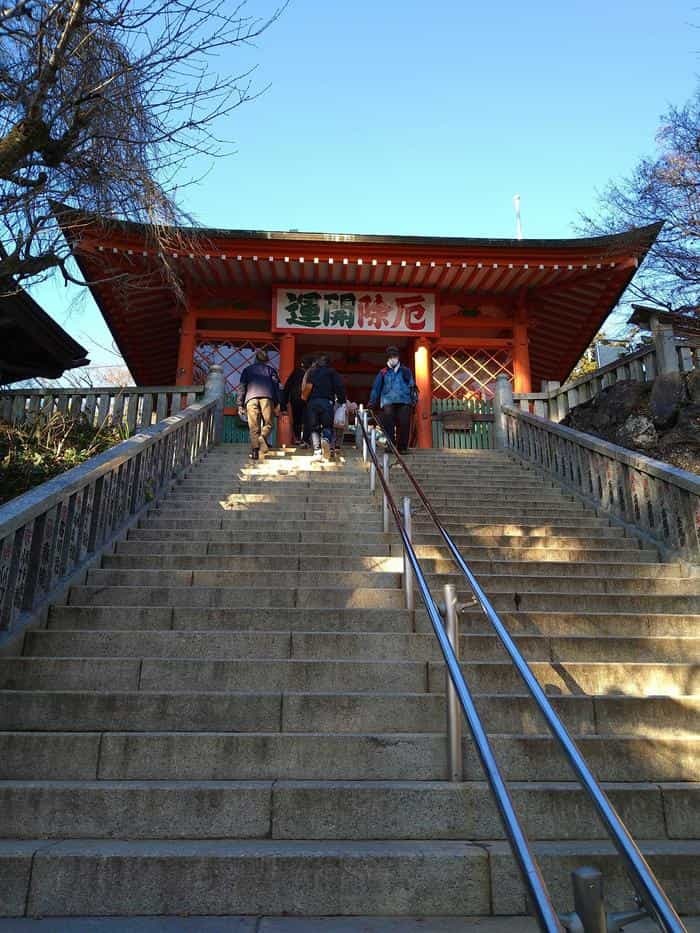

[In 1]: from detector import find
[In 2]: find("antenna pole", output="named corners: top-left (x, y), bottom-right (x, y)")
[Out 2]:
top-left (513, 194), bottom-right (523, 240)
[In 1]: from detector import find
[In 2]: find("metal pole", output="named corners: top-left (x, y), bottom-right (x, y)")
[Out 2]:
top-left (443, 584), bottom-right (463, 782)
top-left (382, 452), bottom-right (390, 533)
top-left (362, 410), bottom-right (369, 462)
top-left (369, 428), bottom-right (377, 493)
top-left (402, 496), bottom-right (414, 611)
top-left (560, 867), bottom-right (607, 933)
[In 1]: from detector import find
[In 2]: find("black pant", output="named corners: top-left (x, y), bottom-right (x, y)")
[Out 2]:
top-left (381, 403), bottom-right (411, 450)
top-left (308, 398), bottom-right (334, 450)
top-left (290, 398), bottom-right (306, 441)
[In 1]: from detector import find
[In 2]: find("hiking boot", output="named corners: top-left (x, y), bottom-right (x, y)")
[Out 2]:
top-left (249, 448), bottom-right (259, 461)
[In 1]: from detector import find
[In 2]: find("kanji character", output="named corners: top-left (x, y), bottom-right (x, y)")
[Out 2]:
top-left (284, 292), bottom-right (322, 328)
top-left (327, 293), bottom-right (356, 328)
top-left (392, 295), bottom-right (427, 331)
top-left (358, 294), bottom-right (392, 330)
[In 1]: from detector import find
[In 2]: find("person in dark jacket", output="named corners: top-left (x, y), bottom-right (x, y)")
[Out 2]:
top-left (280, 355), bottom-right (313, 445)
top-left (369, 345), bottom-right (417, 454)
top-left (238, 349), bottom-right (281, 460)
top-left (305, 354), bottom-right (346, 461)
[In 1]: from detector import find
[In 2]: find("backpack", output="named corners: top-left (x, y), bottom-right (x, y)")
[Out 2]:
top-left (380, 365), bottom-right (419, 405)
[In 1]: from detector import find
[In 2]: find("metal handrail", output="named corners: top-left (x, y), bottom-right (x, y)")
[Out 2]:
top-left (375, 426), bottom-right (685, 933)
top-left (355, 416), bottom-right (565, 933)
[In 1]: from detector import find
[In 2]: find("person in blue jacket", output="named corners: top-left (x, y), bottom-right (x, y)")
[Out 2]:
top-left (369, 345), bottom-right (417, 454)
top-left (238, 349), bottom-right (281, 460)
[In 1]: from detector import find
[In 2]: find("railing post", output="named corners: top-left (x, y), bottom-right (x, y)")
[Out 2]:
top-left (382, 452), bottom-right (390, 533)
top-left (369, 428), bottom-right (377, 493)
top-left (362, 410), bottom-right (369, 462)
top-left (443, 583), bottom-right (463, 782)
top-left (402, 496), bottom-right (414, 612)
top-left (651, 315), bottom-right (680, 375)
top-left (204, 364), bottom-right (226, 444)
top-left (493, 374), bottom-right (514, 449)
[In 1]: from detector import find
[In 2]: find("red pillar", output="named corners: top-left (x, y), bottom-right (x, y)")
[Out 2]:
top-left (414, 338), bottom-right (433, 449)
top-left (513, 298), bottom-right (532, 394)
top-left (278, 332), bottom-right (296, 447)
top-left (176, 312), bottom-right (196, 385)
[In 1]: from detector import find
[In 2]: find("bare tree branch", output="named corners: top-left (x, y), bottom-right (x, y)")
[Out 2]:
top-left (0, 0), bottom-right (286, 292)
top-left (580, 89), bottom-right (700, 316)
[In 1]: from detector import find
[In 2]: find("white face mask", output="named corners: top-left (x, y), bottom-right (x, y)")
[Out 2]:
top-left (387, 357), bottom-right (399, 368)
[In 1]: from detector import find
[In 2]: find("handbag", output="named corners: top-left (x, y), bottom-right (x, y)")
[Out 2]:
top-left (333, 403), bottom-right (347, 428)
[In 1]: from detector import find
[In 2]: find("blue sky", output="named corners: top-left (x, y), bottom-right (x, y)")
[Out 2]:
top-left (33, 0), bottom-right (698, 370)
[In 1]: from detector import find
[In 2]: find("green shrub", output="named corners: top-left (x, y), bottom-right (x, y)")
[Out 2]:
top-left (0, 412), bottom-right (128, 506)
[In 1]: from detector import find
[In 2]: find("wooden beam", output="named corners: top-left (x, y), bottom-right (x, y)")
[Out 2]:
top-left (435, 336), bottom-right (512, 348)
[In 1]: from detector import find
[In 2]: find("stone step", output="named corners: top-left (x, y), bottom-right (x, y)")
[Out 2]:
top-left (424, 573), bottom-right (699, 595)
top-left (426, 660), bottom-right (698, 696)
top-left (1, 839), bottom-right (492, 918)
top-left (155, 502), bottom-right (588, 518)
top-left (405, 544), bottom-right (658, 561)
top-left (453, 610), bottom-right (700, 637)
top-left (4, 918), bottom-right (691, 932)
top-left (101, 553), bottom-right (682, 578)
top-left (139, 518), bottom-right (385, 532)
top-left (408, 525), bottom-right (629, 540)
top-left (67, 584), bottom-right (700, 613)
top-left (22, 629), bottom-right (700, 665)
top-left (5, 690), bottom-right (693, 737)
top-left (410, 517), bottom-right (617, 532)
top-left (116, 540), bottom-right (395, 558)
top-left (2, 656), bottom-right (694, 697)
top-left (85, 568), bottom-right (698, 596)
top-left (111, 541), bottom-right (660, 564)
top-left (152, 506), bottom-right (383, 520)
top-left (483, 839), bottom-right (700, 916)
top-left (86, 561), bottom-right (700, 592)
top-left (0, 732), bottom-right (695, 781)
top-left (166, 488), bottom-right (578, 504)
top-left (83, 569), bottom-right (402, 591)
top-left (68, 585), bottom-right (405, 610)
top-left (47, 606), bottom-right (415, 633)
top-left (0, 658), bottom-right (428, 693)
top-left (0, 779), bottom-right (695, 841)
top-left (126, 526), bottom-right (630, 545)
top-left (46, 604), bottom-right (700, 637)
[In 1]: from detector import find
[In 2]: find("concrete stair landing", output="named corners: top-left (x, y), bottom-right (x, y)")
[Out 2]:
top-left (0, 445), bottom-right (698, 925)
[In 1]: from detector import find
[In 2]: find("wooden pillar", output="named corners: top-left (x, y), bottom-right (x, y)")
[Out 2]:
top-left (176, 311), bottom-right (196, 385)
top-left (278, 332), bottom-right (296, 447)
top-left (513, 297), bottom-right (532, 394)
top-left (414, 338), bottom-right (433, 449)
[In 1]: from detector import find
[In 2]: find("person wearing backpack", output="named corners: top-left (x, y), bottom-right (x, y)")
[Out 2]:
top-left (369, 345), bottom-right (418, 454)
top-left (304, 354), bottom-right (346, 461)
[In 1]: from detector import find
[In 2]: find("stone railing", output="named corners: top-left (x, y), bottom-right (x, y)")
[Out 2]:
top-left (493, 379), bottom-right (700, 563)
top-left (0, 385), bottom-right (205, 434)
top-left (0, 367), bottom-right (225, 641)
top-left (513, 336), bottom-right (698, 423)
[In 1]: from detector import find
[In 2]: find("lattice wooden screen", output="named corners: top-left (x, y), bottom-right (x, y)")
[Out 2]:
top-left (194, 341), bottom-right (280, 399)
top-left (432, 348), bottom-right (513, 400)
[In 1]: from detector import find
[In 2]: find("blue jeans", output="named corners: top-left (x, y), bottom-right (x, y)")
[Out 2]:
top-left (307, 398), bottom-right (334, 451)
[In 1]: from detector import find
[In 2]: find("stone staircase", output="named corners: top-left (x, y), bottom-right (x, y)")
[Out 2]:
top-left (0, 445), bottom-right (698, 926)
